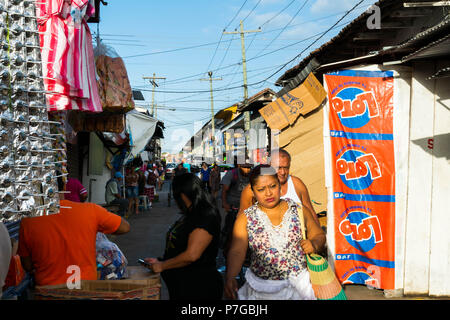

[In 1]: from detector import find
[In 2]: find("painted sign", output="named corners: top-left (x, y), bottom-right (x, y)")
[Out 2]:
top-left (324, 70), bottom-right (395, 290)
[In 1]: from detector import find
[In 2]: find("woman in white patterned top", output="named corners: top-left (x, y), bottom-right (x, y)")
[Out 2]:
top-left (224, 165), bottom-right (326, 300)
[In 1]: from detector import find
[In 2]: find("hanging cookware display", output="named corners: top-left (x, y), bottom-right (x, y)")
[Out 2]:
top-left (1, 0), bottom-right (63, 226)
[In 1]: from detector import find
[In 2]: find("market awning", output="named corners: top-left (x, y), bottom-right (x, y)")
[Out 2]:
top-left (125, 110), bottom-right (158, 161)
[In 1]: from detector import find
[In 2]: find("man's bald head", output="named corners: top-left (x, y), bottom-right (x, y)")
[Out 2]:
top-left (269, 149), bottom-right (291, 185)
top-left (270, 149), bottom-right (291, 163)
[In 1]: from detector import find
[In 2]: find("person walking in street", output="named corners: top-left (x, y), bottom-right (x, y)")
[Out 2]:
top-left (209, 163), bottom-right (220, 202)
top-left (137, 166), bottom-right (147, 198)
top-left (105, 172), bottom-right (129, 217)
top-left (174, 163), bottom-right (187, 177)
top-left (125, 165), bottom-right (140, 215)
top-left (220, 159), bottom-right (252, 260)
top-left (157, 164), bottom-right (165, 191)
top-left (64, 177), bottom-right (88, 202)
top-left (200, 162), bottom-right (211, 192)
top-left (143, 173), bottom-right (223, 300)
top-left (238, 149), bottom-right (320, 225)
top-left (18, 175), bottom-right (130, 287)
top-left (224, 165), bottom-right (325, 300)
top-left (182, 158), bottom-right (191, 173)
top-left (144, 165), bottom-right (158, 208)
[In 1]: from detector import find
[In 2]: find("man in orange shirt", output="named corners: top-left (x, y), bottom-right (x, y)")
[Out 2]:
top-left (17, 176), bottom-right (130, 286)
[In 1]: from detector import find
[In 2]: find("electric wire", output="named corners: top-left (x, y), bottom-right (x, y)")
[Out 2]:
top-left (149, 4), bottom-right (368, 86)
top-left (203, 0), bottom-right (250, 76)
top-left (252, 0), bottom-right (310, 58)
top-left (240, 0), bottom-right (263, 26)
top-left (130, 17), bottom-right (355, 95)
top-left (131, 0), bottom-right (369, 114)
top-left (117, 2), bottom-right (370, 60)
top-left (225, 0), bottom-right (249, 31)
top-left (254, 0), bottom-right (367, 85)
top-left (259, 0), bottom-right (297, 29)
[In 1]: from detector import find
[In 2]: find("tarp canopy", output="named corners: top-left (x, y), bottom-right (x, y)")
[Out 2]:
top-left (125, 110), bottom-right (158, 161)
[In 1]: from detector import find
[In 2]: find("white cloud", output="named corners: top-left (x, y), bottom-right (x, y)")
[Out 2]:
top-left (310, 0), bottom-right (356, 14)
top-left (251, 11), bottom-right (293, 29)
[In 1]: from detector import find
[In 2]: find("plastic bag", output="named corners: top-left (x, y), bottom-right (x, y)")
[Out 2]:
top-left (95, 232), bottom-right (128, 280)
top-left (94, 41), bottom-right (135, 112)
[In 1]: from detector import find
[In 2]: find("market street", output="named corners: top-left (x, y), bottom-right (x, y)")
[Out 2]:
top-left (109, 177), bottom-right (441, 301)
top-left (107, 179), bottom-right (179, 300)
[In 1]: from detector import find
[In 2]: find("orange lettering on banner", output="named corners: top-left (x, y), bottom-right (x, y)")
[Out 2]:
top-left (325, 70), bottom-right (395, 290)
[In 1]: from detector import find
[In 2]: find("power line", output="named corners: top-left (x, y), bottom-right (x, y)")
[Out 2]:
top-left (122, 40), bottom-right (234, 59)
top-left (118, 2), bottom-right (370, 60)
top-left (260, 0), bottom-right (297, 28)
top-left (137, 63), bottom-right (282, 87)
top-left (214, 34), bottom-right (236, 75)
top-left (225, 0), bottom-right (249, 30)
top-left (133, 2), bottom-right (368, 103)
top-left (240, 0), bottom-right (263, 25)
top-left (131, 18), bottom-right (354, 94)
top-left (204, 33), bottom-right (225, 76)
top-left (253, 0), bottom-right (310, 57)
top-left (252, 0), bottom-right (368, 85)
top-left (146, 6), bottom-right (366, 86)
top-left (204, 0), bottom-right (253, 80)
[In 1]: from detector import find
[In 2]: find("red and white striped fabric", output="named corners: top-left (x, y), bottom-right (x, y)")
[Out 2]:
top-left (36, 0), bottom-right (102, 113)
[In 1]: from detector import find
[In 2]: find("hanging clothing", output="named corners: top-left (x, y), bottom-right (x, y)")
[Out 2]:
top-left (37, 0), bottom-right (102, 112)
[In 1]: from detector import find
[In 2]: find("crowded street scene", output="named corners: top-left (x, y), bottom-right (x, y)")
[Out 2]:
top-left (0, 0), bottom-right (449, 310)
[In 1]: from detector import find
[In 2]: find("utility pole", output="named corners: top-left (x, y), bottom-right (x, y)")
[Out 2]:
top-left (143, 73), bottom-right (166, 117)
top-left (223, 21), bottom-right (261, 160)
top-left (200, 71), bottom-right (222, 161)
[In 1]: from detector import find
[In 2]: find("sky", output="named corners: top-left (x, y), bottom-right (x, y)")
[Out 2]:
top-left (90, 0), bottom-right (375, 154)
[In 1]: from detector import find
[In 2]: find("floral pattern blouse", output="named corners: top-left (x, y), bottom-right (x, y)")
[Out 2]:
top-left (244, 198), bottom-right (307, 280)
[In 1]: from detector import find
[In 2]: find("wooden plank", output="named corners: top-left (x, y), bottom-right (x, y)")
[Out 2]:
top-left (389, 8), bottom-right (433, 17)
top-left (404, 1), bottom-right (450, 7)
top-left (403, 61), bottom-right (435, 295)
top-left (429, 61), bottom-right (450, 296)
top-left (390, 66), bottom-right (413, 291)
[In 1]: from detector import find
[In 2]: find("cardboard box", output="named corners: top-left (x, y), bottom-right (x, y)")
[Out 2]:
top-left (259, 72), bottom-right (326, 130)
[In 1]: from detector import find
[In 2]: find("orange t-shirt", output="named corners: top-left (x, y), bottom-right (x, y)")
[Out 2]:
top-left (18, 200), bottom-right (122, 286)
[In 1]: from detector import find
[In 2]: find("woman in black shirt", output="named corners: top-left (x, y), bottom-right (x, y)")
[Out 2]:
top-left (144, 173), bottom-right (223, 300)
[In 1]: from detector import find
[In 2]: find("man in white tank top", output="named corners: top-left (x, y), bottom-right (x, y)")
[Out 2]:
top-left (238, 149), bottom-right (320, 225)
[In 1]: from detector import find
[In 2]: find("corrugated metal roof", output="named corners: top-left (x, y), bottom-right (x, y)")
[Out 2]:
top-left (276, 0), bottom-right (450, 85)
top-left (238, 88), bottom-right (276, 112)
top-left (383, 16), bottom-right (450, 53)
top-left (401, 31), bottom-right (450, 61)
top-left (276, 0), bottom-right (388, 84)
top-left (427, 66), bottom-right (450, 79)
